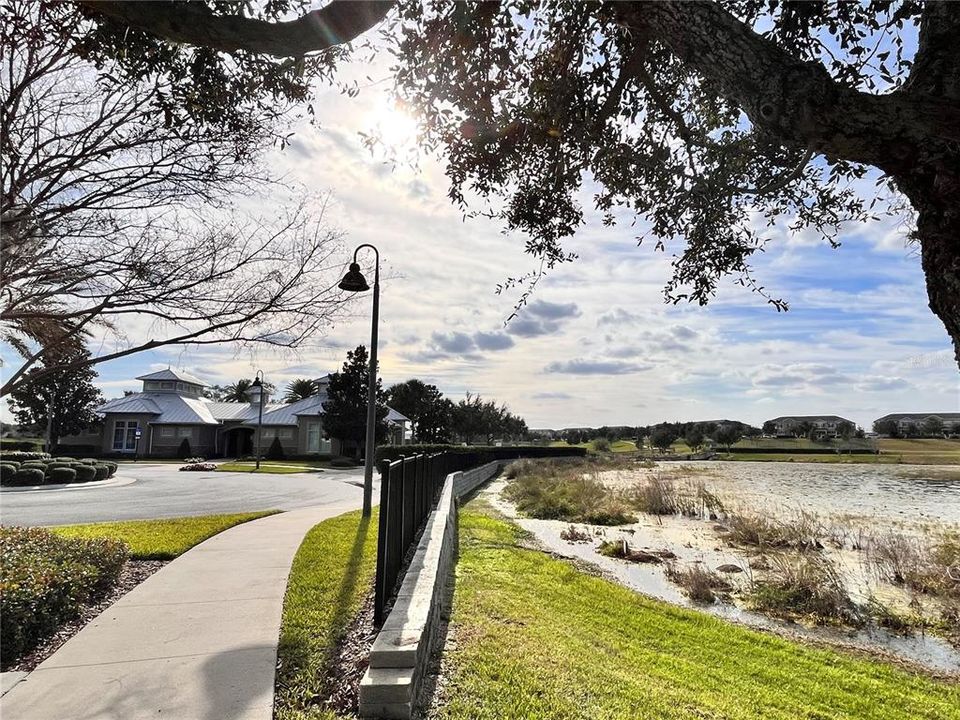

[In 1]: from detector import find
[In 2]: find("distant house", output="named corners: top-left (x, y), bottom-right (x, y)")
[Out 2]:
top-left (873, 412), bottom-right (960, 436)
top-left (59, 369), bottom-right (410, 458)
top-left (766, 415), bottom-right (855, 439)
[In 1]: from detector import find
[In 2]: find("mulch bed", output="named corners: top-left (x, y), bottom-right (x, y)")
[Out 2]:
top-left (3, 559), bottom-right (167, 672)
top-left (320, 589), bottom-right (378, 716)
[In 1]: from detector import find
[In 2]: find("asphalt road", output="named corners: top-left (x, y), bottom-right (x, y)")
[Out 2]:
top-left (0, 463), bottom-right (373, 526)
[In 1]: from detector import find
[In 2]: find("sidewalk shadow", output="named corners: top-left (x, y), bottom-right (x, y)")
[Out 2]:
top-left (325, 514), bottom-right (372, 642)
top-left (200, 644), bottom-right (277, 720)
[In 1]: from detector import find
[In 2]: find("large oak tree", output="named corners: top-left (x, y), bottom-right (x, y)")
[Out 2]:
top-left (71, 1), bottom-right (960, 363)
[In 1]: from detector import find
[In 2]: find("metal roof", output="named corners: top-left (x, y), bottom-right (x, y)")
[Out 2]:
top-left (97, 395), bottom-right (162, 415)
top-left (386, 408), bottom-right (410, 424)
top-left (98, 393), bottom-right (218, 425)
top-left (135, 368), bottom-right (207, 386)
top-left (245, 394), bottom-right (327, 426)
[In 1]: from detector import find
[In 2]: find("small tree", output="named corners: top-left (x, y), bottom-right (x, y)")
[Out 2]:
top-left (762, 420), bottom-right (777, 436)
top-left (873, 419), bottom-right (900, 438)
top-left (684, 427), bottom-right (705, 452)
top-left (837, 421), bottom-right (856, 441)
top-left (177, 438), bottom-right (192, 459)
top-left (320, 346), bottom-right (388, 461)
top-left (650, 426), bottom-right (679, 454)
top-left (7, 345), bottom-right (103, 450)
top-left (714, 426), bottom-right (743, 452)
top-left (921, 417), bottom-right (945, 438)
top-left (266, 436), bottom-right (285, 460)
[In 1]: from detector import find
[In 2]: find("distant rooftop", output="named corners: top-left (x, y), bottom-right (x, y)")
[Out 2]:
top-left (136, 368), bottom-right (207, 386)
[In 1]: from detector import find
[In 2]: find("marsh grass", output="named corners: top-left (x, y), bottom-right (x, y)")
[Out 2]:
top-left (748, 553), bottom-right (863, 626)
top-left (725, 509), bottom-right (826, 551)
top-left (503, 458), bottom-right (638, 525)
top-left (626, 474), bottom-right (725, 518)
top-left (665, 563), bottom-right (733, 603)
top-left (865, 531), bottom-right (960, 599)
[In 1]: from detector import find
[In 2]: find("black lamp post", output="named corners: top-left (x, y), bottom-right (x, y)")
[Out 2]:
top-left (252, 370), bottom-right (265, 470)
top-left (338, 244), bottom-right (379, 518)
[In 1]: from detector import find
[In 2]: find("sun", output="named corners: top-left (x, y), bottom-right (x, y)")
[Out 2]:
top-left (371, 99), bottom-right (421, 153)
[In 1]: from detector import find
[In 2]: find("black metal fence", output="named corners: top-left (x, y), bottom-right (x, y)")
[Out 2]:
top-left (373, 446), bottom-right (587, 625)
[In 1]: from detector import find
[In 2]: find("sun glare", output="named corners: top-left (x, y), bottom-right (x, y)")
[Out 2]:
top-left (371, 99), bottom-right (421, 153)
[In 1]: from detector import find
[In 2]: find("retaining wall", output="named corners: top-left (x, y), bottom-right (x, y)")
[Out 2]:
top-left (358, 460), bottom-right (501, 719)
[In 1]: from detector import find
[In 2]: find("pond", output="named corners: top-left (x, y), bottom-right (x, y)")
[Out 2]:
top-left (488, 460), bottom-right (960, 675)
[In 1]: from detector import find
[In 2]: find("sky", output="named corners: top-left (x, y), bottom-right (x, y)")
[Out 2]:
top-left (3, 24), bottom-right (958, 432)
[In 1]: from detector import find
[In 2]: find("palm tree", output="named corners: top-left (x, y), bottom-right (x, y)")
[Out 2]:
top-left (222, 379), bottom-right (253, 403)
top-left (284, 378), bottom-right (318, 404)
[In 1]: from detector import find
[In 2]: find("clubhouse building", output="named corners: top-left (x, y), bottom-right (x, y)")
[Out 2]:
top-left (59, 369), bottom-right (409, 459)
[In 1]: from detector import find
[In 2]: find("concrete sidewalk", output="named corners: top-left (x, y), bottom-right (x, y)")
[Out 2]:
top-left (1, 504), bottom-right (359, 720)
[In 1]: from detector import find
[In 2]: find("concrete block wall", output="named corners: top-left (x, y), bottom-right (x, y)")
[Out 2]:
top-left (359, 460), bottom-right (501, 719)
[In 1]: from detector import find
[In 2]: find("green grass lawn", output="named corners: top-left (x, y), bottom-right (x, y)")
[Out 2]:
top-left (275, 509), bottom-right (379, 720)
top-left (549, 439), bottom-right (638, 453)
top-left (217, 459), bottom-right (339, 473)
top-left (436, 503), bottom-right (960, 720)
top-left (51, 511), bottom-right (278, 559)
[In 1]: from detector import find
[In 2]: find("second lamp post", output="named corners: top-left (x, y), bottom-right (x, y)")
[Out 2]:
top-left (338, 244), bottom-right (380, 518)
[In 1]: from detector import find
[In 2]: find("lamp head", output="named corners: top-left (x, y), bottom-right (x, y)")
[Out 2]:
top-left (338, 262), bottom-right (370, 292)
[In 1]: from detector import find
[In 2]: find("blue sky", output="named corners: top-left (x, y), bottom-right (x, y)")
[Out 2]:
top-left (3, 34), bottom-right (958, 431)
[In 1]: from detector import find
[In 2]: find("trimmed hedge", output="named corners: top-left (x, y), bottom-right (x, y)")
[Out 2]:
top-left (48, 467), bottom-right (78, 484)
top-left (74, 465), bottom-right (97, 482)
top-left (0, 439), bottom-right (43, 452)
top-left (0, 451), bottom-right (51, 463)
top-left (0, 464), bottom-right (17, 483)
top-left (0, 526), bottom-right (128, 663)
top-left (11, 468), bottom-right (45, 486)
top-left (374, 444), bottom-right (588, 464)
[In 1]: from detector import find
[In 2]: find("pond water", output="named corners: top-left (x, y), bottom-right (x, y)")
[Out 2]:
top-left (604, 461), bottom-right (960, 530)
top-left (486, 460), bottom-right (960, 674)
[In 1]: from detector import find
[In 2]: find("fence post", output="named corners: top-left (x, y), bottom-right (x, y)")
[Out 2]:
top-left (401, 457), bottom-right (415, 551)
top-left (374, 459), bottom-right (391, 626)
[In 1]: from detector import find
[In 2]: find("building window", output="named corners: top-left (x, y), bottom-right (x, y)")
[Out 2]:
top-left (145, 381), bottom-right (159, 391)
top-left (279, 428), bottom-right (293, 439)
top-left (306, 422), bottom-right (331, 453)
top-left (262, 428), bottom-right (275, 438)
top-left (160, 426), bottom-right (175, 438)
top-left (113, 420), bottom-right (139, 452)
top-left (161, 382), bottom-right (174, 389)
top-left (178, 427), bottom-right (192, 438)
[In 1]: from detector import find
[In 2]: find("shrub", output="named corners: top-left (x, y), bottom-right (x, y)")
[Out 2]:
top-left (54, 456), bottom-right (76, 462)
top-left (0, 526), bottom-right (128, 663)
top-left (592, 437), bottom-right (612, 452)
top-left (1, 439), bottom-right (44, 452)
top-left (183, 457), bottom-right (206, 464)
top-left (0, 451), bottom-right (51, 463)
top-left (48, 467), bottom-right (78, 484)
top-left (0, 464), bottom-right (17, 483)
top-left (92, 464), bottom-right (109, 481)
top-left (177, 438), bottom-right (192, 459)
top-left (73, 465), bottom-right (97, 482)
top-left (103, 461), bottom-right (118, 477)
top-left (266, 436), bottom-right (286, 461)
top-left (76, 458), bottom-right (97, 465)
top-left (179, 462), bottom-right (217, 471)
top-left (10, 468), bottom-right (45, 486)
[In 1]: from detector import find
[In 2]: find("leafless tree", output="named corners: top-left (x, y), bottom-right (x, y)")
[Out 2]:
top-left (0, 1), bottom-right (350, 396)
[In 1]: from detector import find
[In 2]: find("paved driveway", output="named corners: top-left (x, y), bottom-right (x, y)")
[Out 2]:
top-left (0, 464), bottom-right (374, 526)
